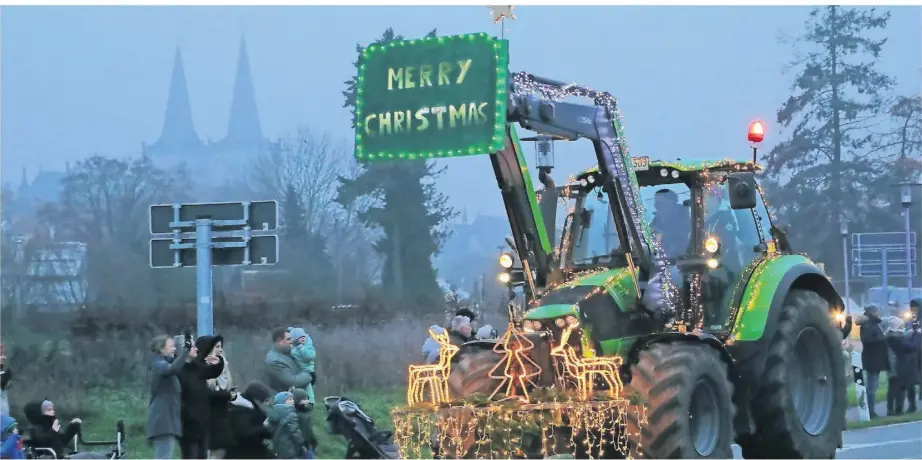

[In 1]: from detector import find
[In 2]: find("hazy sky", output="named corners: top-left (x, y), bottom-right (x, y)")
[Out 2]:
top-left (2, 5), bottom-right (919, 216)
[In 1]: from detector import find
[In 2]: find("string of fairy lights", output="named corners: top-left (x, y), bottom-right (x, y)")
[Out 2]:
top-left (510, 71), bottom-right (679, 321)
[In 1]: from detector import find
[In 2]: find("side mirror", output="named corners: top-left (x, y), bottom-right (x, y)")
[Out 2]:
top-left (727, 172), bottom-right (757, 210)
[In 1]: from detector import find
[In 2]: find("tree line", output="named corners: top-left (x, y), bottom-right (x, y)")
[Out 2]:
top-left (762, 6), bottom-right (921, 282)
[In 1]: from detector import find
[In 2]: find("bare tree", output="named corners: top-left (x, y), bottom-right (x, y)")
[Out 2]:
top-left (249, 127), bottom-right (346, 234)
top-left (37, 155), bottom-right (191, 306)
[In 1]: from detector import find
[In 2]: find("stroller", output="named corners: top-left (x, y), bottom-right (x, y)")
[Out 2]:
top-left (324, 396), bottom-right (399, 459)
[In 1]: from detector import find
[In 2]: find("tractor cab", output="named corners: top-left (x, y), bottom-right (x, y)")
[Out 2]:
top-left (547, 158), bottom-right (780, 334)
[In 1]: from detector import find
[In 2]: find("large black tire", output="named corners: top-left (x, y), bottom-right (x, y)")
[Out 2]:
top-left (447, 348), bottom-right (504, 399)
top-left (624, 341), bottom-right (736, 459)
top-left (738, 289), bottom-right (847, 459)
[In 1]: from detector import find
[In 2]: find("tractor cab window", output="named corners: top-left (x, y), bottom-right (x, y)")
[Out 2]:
top-left (570, 189), bottom-right (623, 267)
top-left (640, 183), bottom-right (692, 260)
top-left (700, 178), bottom-right (763, 331)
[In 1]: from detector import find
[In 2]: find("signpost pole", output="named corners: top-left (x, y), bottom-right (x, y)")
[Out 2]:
top-left (195, 218), bottom-right (214, 337)
top-left (902, 184), bottom-right (913, 297)
top-left (881, 249), bottom-right (889, 296)
top-left (841, 221), bottom-right (850, 311)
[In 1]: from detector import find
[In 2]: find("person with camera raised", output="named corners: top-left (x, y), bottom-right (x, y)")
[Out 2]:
top-left (147, 333), bottom-right (190, 459)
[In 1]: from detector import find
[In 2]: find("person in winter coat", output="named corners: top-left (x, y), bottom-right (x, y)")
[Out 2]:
top-left (288, 327), bottom-right (317, 405)
top-left (148, 334), bottom-right (191, 459)
top-left (292, 388), bottom-right (318, 459)
top-left (888, 319), bottom-right (922, 414)
top-left (176, 335), bottom-right (227, 459)
top-left (225, 382), bottom-right (273, 460)
top-left (886, 317), bottom-right (905, 416)
top-left (264, 327), bottom-right (313, 393)
top-left (1, 414), bottom-right (24, 459)
top-left (205, 336), bottom-right (235, 459)
top-left (859, 304), bottom-right (889, 418)
top-left (23, 400), bottom-right (81, 458)
top-left (268, 391), bottom-right (305, 459)
top-left (422, 325), bottom-right (447, 364)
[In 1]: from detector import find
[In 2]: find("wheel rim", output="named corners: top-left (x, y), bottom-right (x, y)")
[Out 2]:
top-left (689, 378), bottom-right (721, 456)
top-left (790, 326), bottom-right (834, 436)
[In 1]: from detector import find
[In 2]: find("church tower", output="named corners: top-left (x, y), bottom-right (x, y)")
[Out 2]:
top-left (216, 35), bottom-right (265, 154)
top-left (143, 46), bottom-right (202, 157)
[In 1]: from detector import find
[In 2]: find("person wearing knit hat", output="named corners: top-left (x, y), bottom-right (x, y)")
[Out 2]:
top-left (291, 389), bottom-right (318, 459)
top-left (287, 327), bottom-right (317, 405)
top-left (22, 399), bottom-right (81, 458)
top-left (449, 315), bottom-right (473, 344)
top-left (267, 391), bottom-right (305, 458)
top-left (0, 413), bottom-right (24, 459)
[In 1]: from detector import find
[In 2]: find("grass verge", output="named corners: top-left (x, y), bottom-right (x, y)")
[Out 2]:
top-left (846, 411), bottom-right (922, 430)
top-left (846, 373), bottom-right (888, 407)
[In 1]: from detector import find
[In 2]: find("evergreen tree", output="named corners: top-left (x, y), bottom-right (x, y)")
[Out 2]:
top-left (282, 183), bottom-right (308, 241)
top-left (339, 28), bottom-right (457, 310)
top-left (764, 6), bottom-right (893, 274)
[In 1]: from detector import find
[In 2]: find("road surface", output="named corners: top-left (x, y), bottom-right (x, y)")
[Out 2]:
top-left (731, 421), bottom-right (922, 459)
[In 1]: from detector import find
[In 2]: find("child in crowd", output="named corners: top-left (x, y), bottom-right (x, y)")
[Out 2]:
top-left (288, 327), bottom-right (317, 405)
top-left (292, 389), bottom-right (318, 459)
top-left (1, 414), bottom-right (24, 459)
top-left (268, 391), bottom-right (305, 459)
top-left (422, 326), bottom-right (446, 364)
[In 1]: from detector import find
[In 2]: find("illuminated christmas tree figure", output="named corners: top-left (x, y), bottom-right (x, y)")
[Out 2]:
top-left (488, 326), bottom-right (542, 401)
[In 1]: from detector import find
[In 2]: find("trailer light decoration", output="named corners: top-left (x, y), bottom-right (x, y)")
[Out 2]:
top-left (488, 327), bottom-right (542, 402)
top-left (552, 325), bottom-right (623, 401)
top-left (499, 252), bottom-right (514, 268)
top-left (353, 33), bottom-right (509, 161)
top-left (704, 236), bottom-right (720, 253)
top-left (406, 329), bottom-right (459, 406)
top-left (748, 120), bottom-right (765, 144)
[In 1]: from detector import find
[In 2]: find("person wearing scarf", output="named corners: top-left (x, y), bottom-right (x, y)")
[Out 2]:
top-left (205, 336), bottom-right (236, 459)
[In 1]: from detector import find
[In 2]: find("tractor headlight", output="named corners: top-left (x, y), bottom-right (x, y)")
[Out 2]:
top-left (704, 237), bottom-right (720, 254)
top-left (706, 258), bottom-right (719, 269)
top-left (498, 272), bottom-right (512, 284)
top-left (499, 253), bottom-right (514, 269)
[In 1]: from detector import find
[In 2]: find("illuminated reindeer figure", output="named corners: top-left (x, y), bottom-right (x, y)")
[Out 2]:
top-left (551, 325), bottom-right (624, 401)
top-left (407, 329), bottom-right (459, 406)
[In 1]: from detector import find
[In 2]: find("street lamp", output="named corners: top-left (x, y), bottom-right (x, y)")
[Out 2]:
top-left (841, 219), bottom-right (850, 311)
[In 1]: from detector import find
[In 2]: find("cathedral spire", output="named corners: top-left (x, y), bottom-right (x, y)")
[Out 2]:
top-left (149, 46), bottom-right (201, 154)
top-left (221, 35), bottom-right (263, 149)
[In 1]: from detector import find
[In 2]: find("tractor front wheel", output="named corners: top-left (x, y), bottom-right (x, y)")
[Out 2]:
top-left (625, 341), bottom-right (736, 458)
top-left (738, 289), bottom-right (846, 459)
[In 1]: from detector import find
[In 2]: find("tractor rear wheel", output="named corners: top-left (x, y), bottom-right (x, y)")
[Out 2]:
top-left (738, 289), bottom-right (846, 459)
top-left (624, 341), bottom-right (736, 459)
top-left (447, 347), bottom-right (504, 399)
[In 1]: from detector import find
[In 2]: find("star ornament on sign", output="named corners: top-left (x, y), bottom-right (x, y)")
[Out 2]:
top-left (489, 5), bottom-right (517, 24)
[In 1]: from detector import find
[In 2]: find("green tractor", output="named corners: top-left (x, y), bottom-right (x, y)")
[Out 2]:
top-left (353, 33), bottom-right (847, 458)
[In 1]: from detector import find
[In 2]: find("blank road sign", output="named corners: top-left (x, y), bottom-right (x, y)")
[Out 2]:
top-left (851, 232), bottom-right (916, 248)
top-left (150, 201), bottom-right (278, 234)
top-left (852, 247), bottom-right (917, 264)
top-left (150, 235), bottom-right (279, 268)
top-left (852, 263), bottom-right (917, 277)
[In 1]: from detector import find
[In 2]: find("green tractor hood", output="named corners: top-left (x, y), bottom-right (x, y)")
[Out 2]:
top-left (524, 267), bottom-right (639, 321)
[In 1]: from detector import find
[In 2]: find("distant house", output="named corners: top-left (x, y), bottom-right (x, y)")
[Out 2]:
top-left (22, 241), bottom-right (88, 311)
